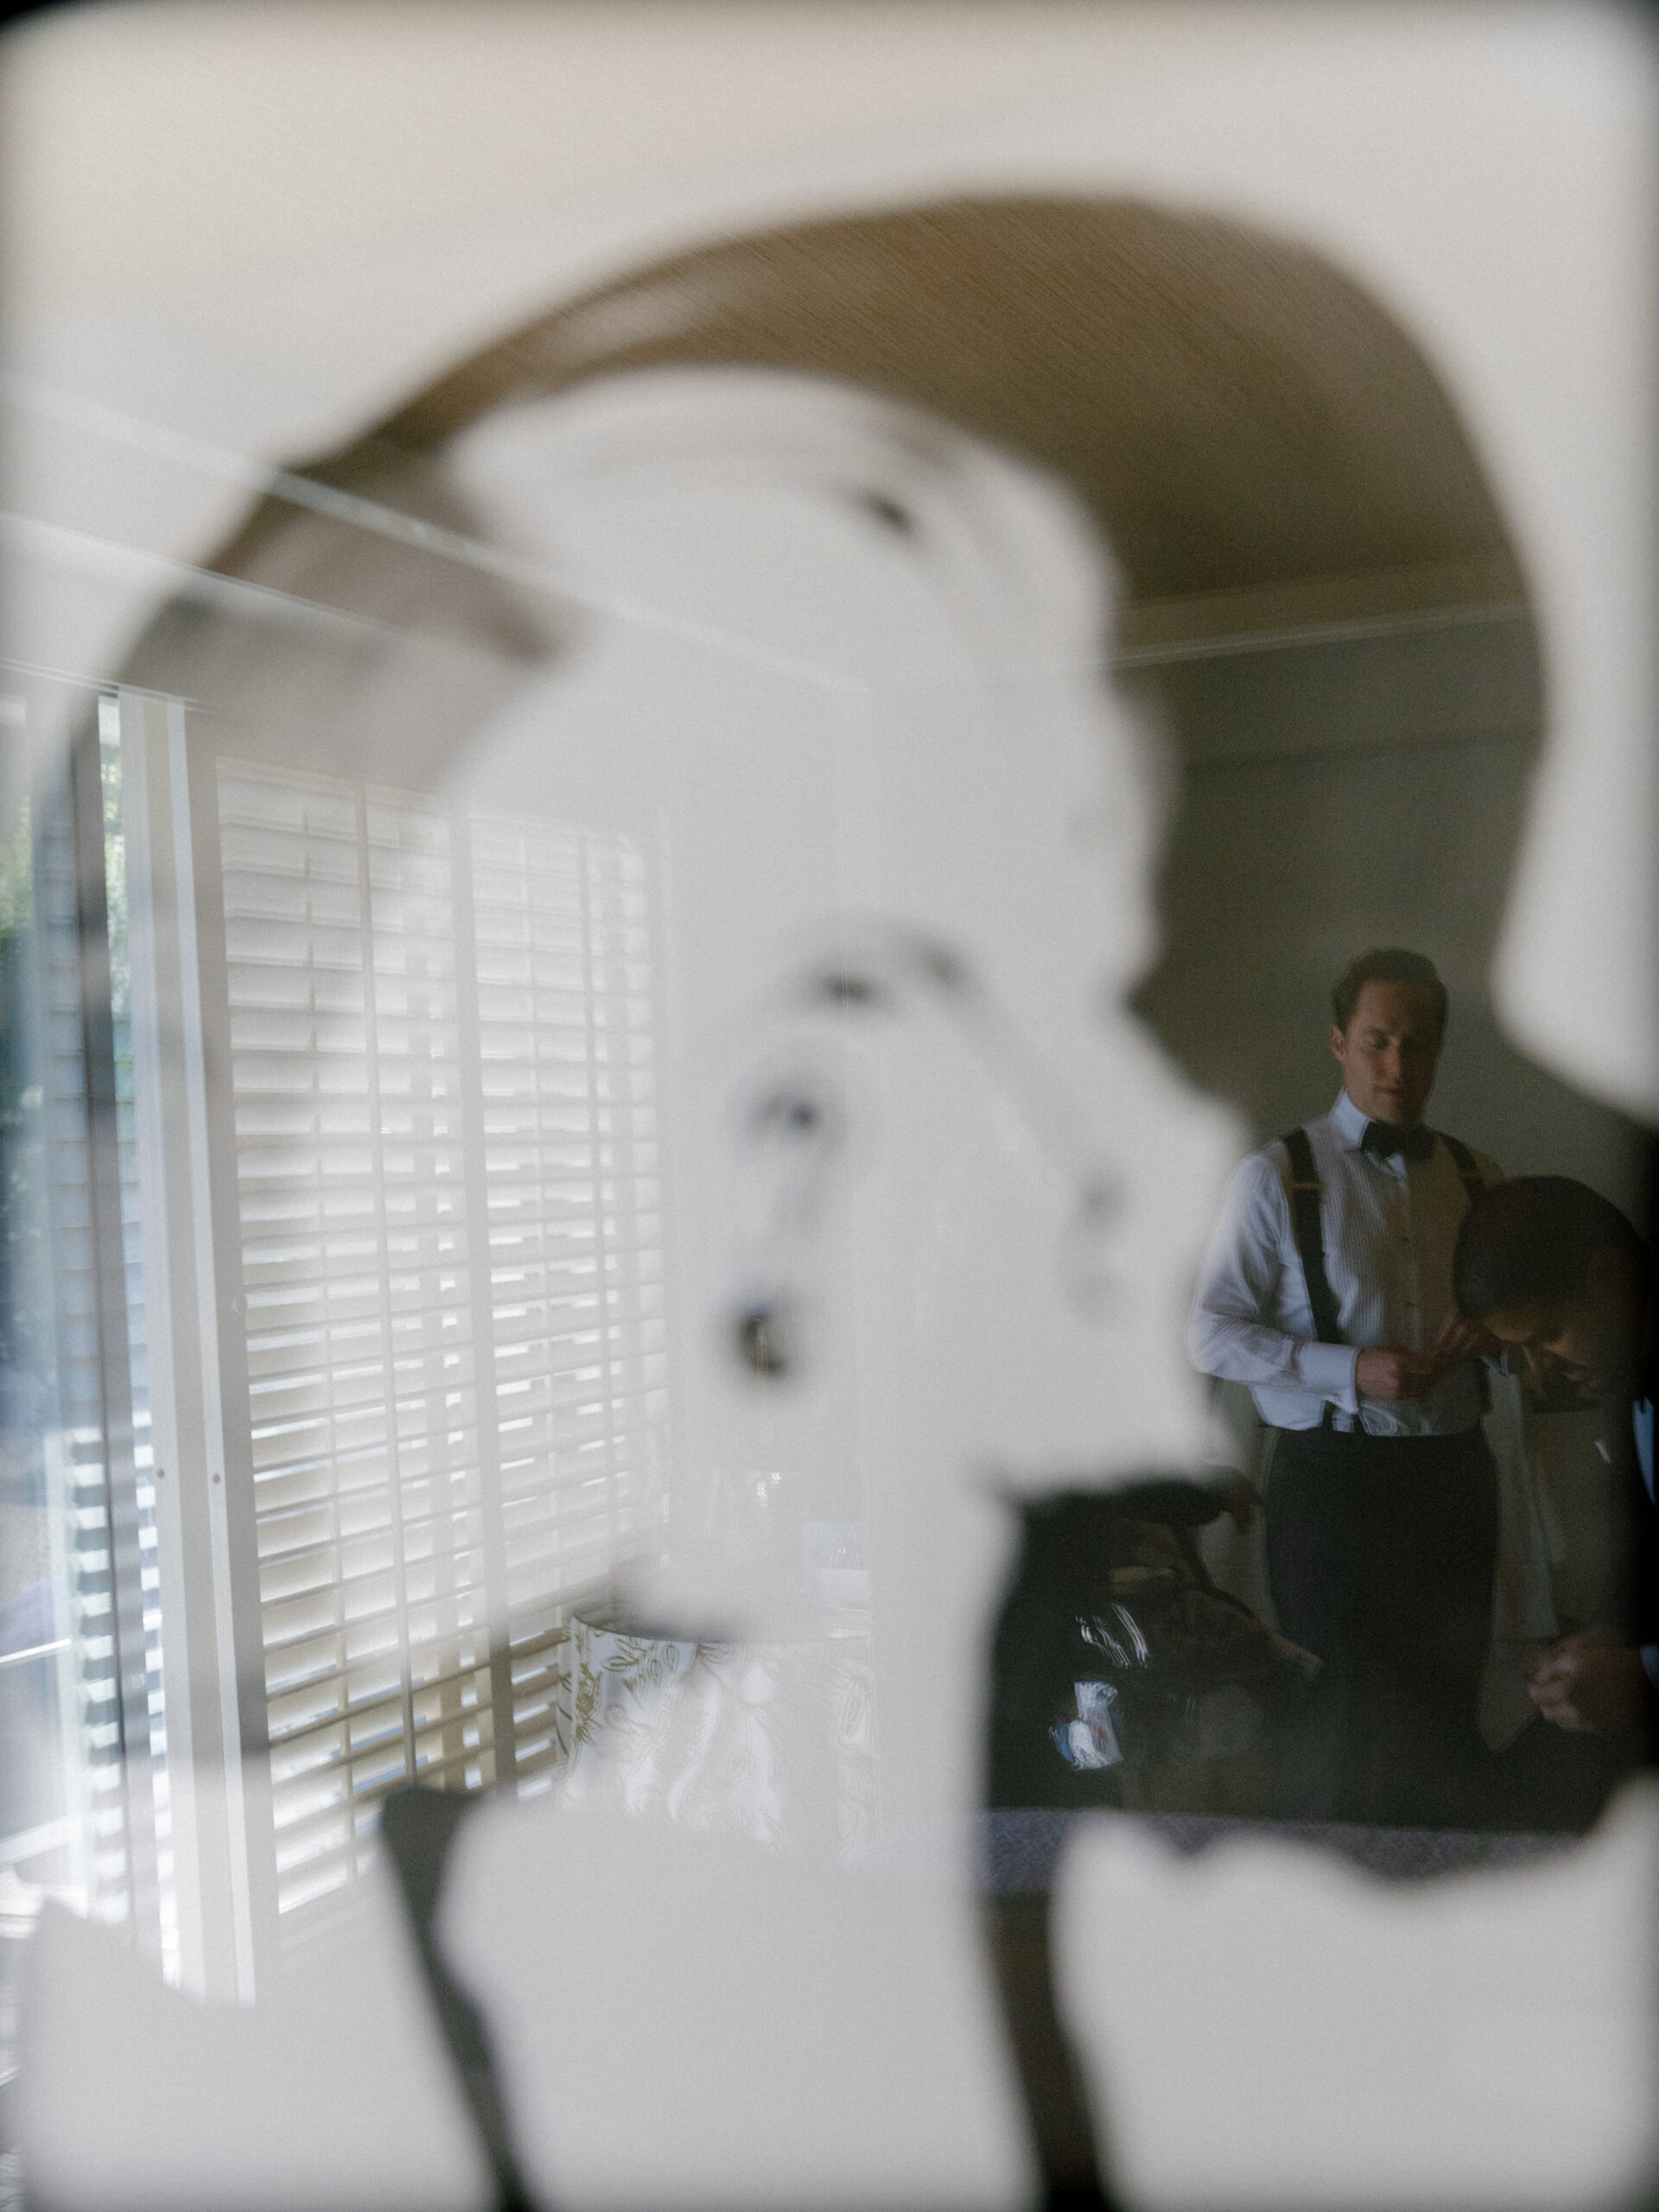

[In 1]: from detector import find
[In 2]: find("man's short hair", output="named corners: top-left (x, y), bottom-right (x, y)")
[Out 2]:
top-left (1453, 1176), bottom-right (1645, 1320)
top-left (1331, 948), bottom-right (1448, 1036)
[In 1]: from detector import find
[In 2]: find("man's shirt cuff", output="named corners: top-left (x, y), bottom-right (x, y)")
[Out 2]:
top-left (1298, 1340), bottom-right (1359, 1414)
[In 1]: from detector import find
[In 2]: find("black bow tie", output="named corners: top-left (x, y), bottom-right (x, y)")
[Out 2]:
top-left (1362, 1120), bottom-right (1435, 1163)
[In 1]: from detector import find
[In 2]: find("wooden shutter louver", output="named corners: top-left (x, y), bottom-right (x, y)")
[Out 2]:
top-left (35, 776), bottom-right (132, 1916)
top-left (470, 814), bottom-right (667, 1780)
top-left (214, 761), bottom-right (666, 1933)
top-left (31, 715), bottom-right (168, 1949)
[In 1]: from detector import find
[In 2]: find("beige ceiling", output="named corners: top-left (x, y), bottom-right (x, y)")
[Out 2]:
top-left (213, 195), bottom-right (1525, 656)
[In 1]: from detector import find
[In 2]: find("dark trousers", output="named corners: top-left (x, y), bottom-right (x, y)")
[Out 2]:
top-left (1265, 1422), bottom-right (1499, 1827)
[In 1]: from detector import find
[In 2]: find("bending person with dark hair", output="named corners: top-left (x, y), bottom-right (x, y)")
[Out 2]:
top-left (1455, 1178), bottom-right (1656, 1749)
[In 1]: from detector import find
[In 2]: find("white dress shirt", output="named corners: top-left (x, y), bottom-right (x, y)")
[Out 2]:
top-left (1189, 1088), bottom-right (1499, 1436)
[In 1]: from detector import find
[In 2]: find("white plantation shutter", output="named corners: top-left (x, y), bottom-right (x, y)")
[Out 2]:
top-left (213, 760), bottom-right (666, 1936)
top-left (29, 718), bottom-right (167, 1950)
top-left (35, 770), bottom-right (133, 1916)
top-left (469, 814), bottom-right (667, 1776)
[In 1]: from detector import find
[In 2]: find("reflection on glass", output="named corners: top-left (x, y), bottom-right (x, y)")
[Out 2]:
top-left (0, 120), bottom-right (1653, 2212)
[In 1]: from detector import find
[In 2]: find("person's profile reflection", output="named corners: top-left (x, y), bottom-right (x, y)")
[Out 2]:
top-left (122, 197), bottom-right (1554, 2210)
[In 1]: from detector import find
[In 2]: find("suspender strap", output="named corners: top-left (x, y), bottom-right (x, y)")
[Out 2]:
top-left (1439, 1131), bottom-right (1485, 1202)
top-left (1281, 1127), bottom-right (1344, 1346)
top-left (1275, 1126), bottom-right (1487, 1431)
top-left (1437, 1131), bottom-right (1492, 1412)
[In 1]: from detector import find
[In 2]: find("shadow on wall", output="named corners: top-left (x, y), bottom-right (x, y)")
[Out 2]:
top-left (1131, 606), bottom-right (1649, 1221)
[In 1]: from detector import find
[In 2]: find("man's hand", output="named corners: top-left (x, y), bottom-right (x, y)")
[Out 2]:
top-left (1528, 1629), bottom-right (1650, 1737)
top-left (1355, 1318), bottom-right (1494, 1402)
top-left (1429, 1310), bottom-right (1502, 1364)
top-left (1354, 1346), bottom-right (1446, 1402)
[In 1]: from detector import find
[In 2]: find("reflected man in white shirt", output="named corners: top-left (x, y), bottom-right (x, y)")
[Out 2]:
top-left (1190, 948), bottom-right (1503, 1825)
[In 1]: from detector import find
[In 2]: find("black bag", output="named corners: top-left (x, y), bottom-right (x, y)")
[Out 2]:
top-left (988, 1479), bottom-right (1317, 1810)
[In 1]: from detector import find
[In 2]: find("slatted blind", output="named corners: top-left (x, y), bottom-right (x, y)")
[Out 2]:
top-left (469, 813), bottom-right (666, 1777)
top-left (30, 715), bottom-right (168, 1945)
top-left (213, 762), bottom-right (666, 1930)
top-left (99, 715), bottom-right (175, 1969)
top-left (34, 769), bottom-right (131, 1916)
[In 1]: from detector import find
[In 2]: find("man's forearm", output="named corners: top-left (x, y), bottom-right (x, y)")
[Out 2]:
top-left (1188, 1308), bottom-right (1358, 1412)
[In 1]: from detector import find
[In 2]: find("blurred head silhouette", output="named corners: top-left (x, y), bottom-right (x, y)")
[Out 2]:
top-left (125, 195), bottom-right (1531, 1827)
